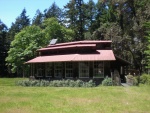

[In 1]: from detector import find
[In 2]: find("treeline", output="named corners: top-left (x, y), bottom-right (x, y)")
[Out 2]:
top-left (0, 0), bottom-right (150, 77)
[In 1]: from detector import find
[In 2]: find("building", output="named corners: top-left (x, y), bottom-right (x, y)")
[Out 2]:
top-left (26, 40), bottom-right (130, 84)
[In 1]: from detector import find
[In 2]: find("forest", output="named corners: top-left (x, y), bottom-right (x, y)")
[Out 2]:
top-left (0, 0), bottom-right (150, 77)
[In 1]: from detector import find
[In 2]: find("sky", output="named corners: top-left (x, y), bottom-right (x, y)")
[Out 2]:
top-left (0, 0), bottom-right (97, 28)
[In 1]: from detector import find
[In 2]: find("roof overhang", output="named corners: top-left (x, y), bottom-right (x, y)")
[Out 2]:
top-left (38, 44), bottom-right (96, 51)
top-left (115, 56), bottom-right (132, 65)
top-left (26, 50), bottom-right (115, 64)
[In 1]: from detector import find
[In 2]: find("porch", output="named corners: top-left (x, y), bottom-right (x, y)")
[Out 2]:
top-left (30, 61), bottom-right (113, 84)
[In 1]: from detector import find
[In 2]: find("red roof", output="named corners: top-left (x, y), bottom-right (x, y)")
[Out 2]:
top-left (38, 44), bottom-right (96, 51)
top-left (26, 50), bottom-right (115, 63)
top-left (47, 40), bottom-right (111, 47)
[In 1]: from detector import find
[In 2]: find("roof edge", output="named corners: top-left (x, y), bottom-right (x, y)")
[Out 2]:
top-left (47, 40), bottom-right (112, 47)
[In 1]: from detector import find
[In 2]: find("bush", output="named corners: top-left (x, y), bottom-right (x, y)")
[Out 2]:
top-left (133, 76), bottom-right (138, 86)
top-left (140, 74), bottom-right (150, 85)
top-left (16, 79), bottom-right (96, 87)
top-left (126, 75), bottom-right (134, 79)
top-left (102, 77), bottom-right (112, 86)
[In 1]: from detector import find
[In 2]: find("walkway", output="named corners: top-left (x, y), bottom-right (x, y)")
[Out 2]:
top-left (121, 83), bottom-right (131, 87)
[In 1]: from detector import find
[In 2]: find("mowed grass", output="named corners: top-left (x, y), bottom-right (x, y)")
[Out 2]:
top-left (0, 78), bottom-right (150, 113)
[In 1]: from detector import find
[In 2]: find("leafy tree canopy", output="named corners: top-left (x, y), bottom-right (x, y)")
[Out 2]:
top-left (6, 17), bottom-right (74, 74)
top-left (42, 17), bottom-right (74, 43)
top-left (6, 25), bottom-right (45, 73)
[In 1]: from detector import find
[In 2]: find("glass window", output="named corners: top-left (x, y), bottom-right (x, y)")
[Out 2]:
top-left (45, 63), bottom-right (53, 77)
top-left (66, 62), bottom-right (73, 78)
top-left (93, 62), bottom-right (104, 78)
top-left (37, 63), bottom-right (44, 76)
top-left (54, 63), bottom-right (62, 78)
top-left (79, 62), bottom-right (89, 78)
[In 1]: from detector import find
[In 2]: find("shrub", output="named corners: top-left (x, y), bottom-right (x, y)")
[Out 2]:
top-left (133, 76), bottom-right (138, 86)
top-left (126, 75), bottom-right (134, 79)
top-left (102, 77), bottom-right (112, 86)
top-left (140, 74), bottom-right (150, 85)
top-left (16, 79), bottom-right (96, 87)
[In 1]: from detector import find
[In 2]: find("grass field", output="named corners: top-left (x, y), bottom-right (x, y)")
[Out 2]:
top-left (0, 78), bottom-right (150, 113)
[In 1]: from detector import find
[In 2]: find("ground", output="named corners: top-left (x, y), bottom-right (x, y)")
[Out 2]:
top-left (0, 78), bottom-right (150, 113)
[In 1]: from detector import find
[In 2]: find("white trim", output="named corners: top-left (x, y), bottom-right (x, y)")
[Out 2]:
top-left (65, 62), bottom-right (73, 78)
top-left (54, 62), bottom-right (63, 78)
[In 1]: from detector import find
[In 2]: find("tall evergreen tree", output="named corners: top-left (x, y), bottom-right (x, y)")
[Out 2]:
top-left (32, 9), bottom-right (43, 27)
top-left (7, 8), bottom-right (30, 41)
top-left (92, 0), bottom-right (150, 73)
top-left (64, 0), bottom-right (85, 41)
top-left (44, 2), bottom-right (63, 22)
top-left (84, 0), bottom-right (96, 33)
top-left (144, 22), bottom-right (150, 68)
top-left (0, 20), bottom-right (9, 76)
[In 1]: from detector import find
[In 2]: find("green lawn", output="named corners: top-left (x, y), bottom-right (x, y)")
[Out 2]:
top-left (0, 78), bottom-right (150, 113)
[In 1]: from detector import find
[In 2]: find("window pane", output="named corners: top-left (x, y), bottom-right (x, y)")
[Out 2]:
top-left (37, 64), bottom-right (44, 76)
top-left (79, 62), bottom-right (89, 78)
top-left (45, 63), bottom-right (53, 76)
top-left (93, 62), bottom-right (104, 78)
top-left (54, 63), bottom-right (62, 78)
top-left (66, 62), bottom-right (73, 78)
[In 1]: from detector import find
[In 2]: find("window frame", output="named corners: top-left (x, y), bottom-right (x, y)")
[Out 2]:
top-left (79, 62), bottom-right (89, 78)
top-left (45, 63), bottom-right (53, 77)
top-left (36, 63), bottom-right (44, 77)
top-left (93, 61), bottom-right (104, 78)
top-left (54, 62), bottom-right (63, 78)
top-left (65, 62), bottom-right (73, 78)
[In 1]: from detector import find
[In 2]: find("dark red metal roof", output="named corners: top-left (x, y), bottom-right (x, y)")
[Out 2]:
top-left (38, 44), bottom-right (96, 51)
top-left (47, 40), bottom-right (112, 47)
top-left (26, 50), bottom-right (115, 63)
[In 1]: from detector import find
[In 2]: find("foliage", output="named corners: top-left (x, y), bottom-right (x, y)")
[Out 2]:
top-left (102, 77), bottom-right (113, 86)
top-left (6, 25), bottom-right (46, 75)
top-left (144, 22), bottom-right (150, 68)
top-left (16, 79), bottom-right (96, 87)
top-left (64, 0), bottom-right (85, 40)
top-left (42, 17), bottom-right (74, 43)
top-left (133, 76), bottom-right (139, 86)
top-left (3, 0), bottom-right (150, 76)
top-left (140, 74), bottom-right (150, 85)
top-left (6, 17), bottom-right (74, 76)
top-left (92, 0), bottom-right (150, 73)
top-left (32, 9), bottom-right (43, 27)
top-left (7, 8), bottom-right (30, 41)
top-left (0, 20), bottom-right (8, 76)
top-left (44, 2), bottom-right (64, 22)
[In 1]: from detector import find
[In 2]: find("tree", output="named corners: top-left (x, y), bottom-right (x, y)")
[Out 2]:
top-left (84, 0), bottom-right (97, 33)
top-left (91, 0), bottom-right (150, 73)
top-left (7, 8), bottom-right (30, 41)
top-left (44, 2), bottom-right (64, 22)
top-left (0, 20), bottom-right (8, 76)
top-left (6, 25), bottom-right (45, 77)
top-left (64, 0), bottom-right (85, 40)
top-left (144, 22), bottom-right (150, 68)
top-left (32, 9), bottom-right (43, 27)
top-left (42, 17), bottom-right (74, 43)
top-left (6, 18), bottom-right (74, 77)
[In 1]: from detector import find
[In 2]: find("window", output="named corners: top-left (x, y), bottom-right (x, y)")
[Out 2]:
top-left (93, 62), bottom-right (104, 78)
top-left (79, 62), bottom-right (89, 78)
top-left (45, 63), bottom-right (53, 77)
top-left (65, 62), bottom-right (73, 78)
top-left (54, 63), bottom-right (62, 78)
top-left (37, 63), bottom-right (44, 76)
